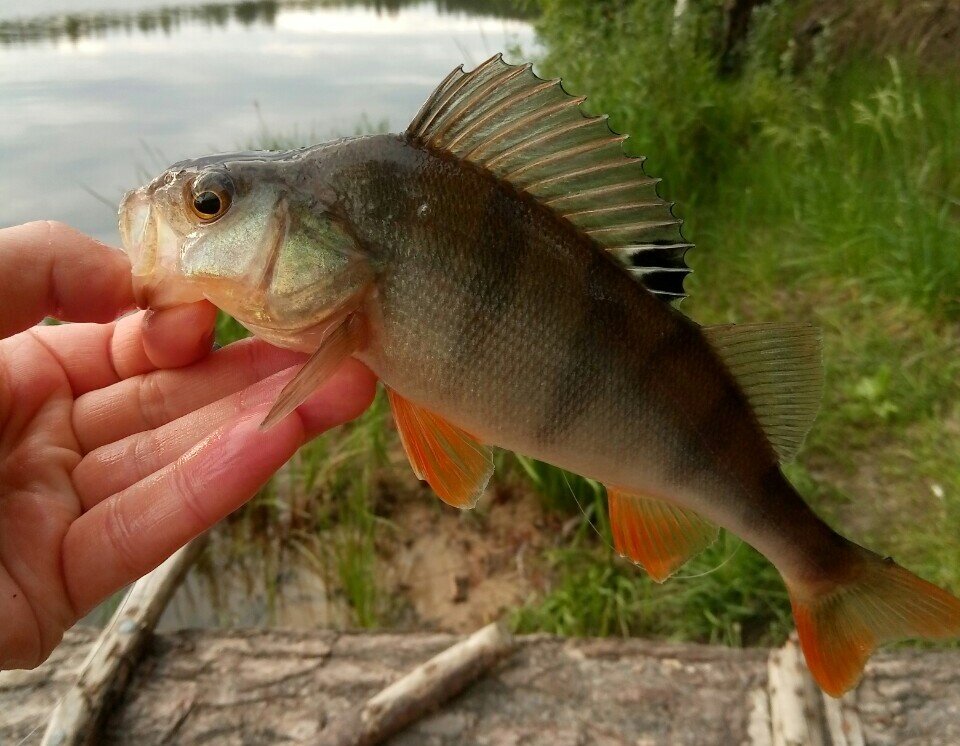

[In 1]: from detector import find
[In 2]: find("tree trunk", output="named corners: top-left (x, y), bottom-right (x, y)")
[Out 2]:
top-left (4, 628), bottom-right (960, 744)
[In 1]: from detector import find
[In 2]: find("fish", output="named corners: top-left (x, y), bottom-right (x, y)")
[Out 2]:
top-left (119, 53), bottom-right (960, 696)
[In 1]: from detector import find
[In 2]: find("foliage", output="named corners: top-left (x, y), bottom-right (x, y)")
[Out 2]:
top-left (508, 0), bottom-right (960, 644)
top-left (513, 538), bottom-right (791, 646)
top-left (534, 1), bottom-right (960, 316)
top-left (209, 390), bottom-right (392, 628)
top-left (209, 0), bottom-right (959, 645)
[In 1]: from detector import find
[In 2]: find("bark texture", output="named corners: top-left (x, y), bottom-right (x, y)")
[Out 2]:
top-left (3, 628), bottom-right (960, 745)
top-left (42, 539), bottom-right (204, 746)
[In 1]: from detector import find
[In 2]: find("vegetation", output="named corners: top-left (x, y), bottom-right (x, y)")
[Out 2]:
top-left (212, 315), bottom-right (393, 628)
top-left (510, 0), bottom-right (960, 644)
top-left (212, 0), bottom-right (959, 646)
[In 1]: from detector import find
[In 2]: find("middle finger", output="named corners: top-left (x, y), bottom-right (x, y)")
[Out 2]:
top-left (72, 358), bottom-right (375, 511)
top-left (72, 337), bottom-right (306, 453)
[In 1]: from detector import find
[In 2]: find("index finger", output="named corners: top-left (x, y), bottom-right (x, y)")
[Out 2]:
top-left (0, 221), bottom-right (135, 338)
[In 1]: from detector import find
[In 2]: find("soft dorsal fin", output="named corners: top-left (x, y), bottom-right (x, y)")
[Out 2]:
top-left (703, 322), bottom-right (823, 461)
top-left (407, 54), bottom-right (692, 303)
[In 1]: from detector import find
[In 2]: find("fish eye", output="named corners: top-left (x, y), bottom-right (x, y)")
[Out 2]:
top-left (192, 190), bottom-right (227, 220)
top-left (187, 173), bottom-right (233, 222)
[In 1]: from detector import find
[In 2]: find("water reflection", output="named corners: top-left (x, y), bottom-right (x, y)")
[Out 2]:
top-left (0, 0), bottom-right (534, 46)
top-left (0, 1), bottom-right (535, 242)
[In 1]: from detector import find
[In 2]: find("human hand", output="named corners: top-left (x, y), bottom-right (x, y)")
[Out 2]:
top-left (0, 222), bottom-right (377, 670)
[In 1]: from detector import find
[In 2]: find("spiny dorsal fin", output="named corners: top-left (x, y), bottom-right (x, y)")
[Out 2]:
top-left (407, 53), bottom-right (692, 303)
top-left (703, 322), bottom-right (823, 461)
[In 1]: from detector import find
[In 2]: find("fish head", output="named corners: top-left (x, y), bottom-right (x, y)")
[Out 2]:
top-left (119, 150), bottom-right (371, 351)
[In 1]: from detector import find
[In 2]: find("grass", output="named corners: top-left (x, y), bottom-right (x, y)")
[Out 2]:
top-left (203, 0), bottom-right (959, 646)
top-left (210, 311), bottom-right (394, 627)
top-left (506, 0), bottom-right (960, 646)
top-left (210, 390), bottom-right (393, 627)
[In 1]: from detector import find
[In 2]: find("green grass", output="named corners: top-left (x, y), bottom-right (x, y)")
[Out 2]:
top-left (205, 0), bottom-right (959, 645)
top-left (512, 538), bottom-right (791, 646)
top-left (215, 392), bottom-right (392, 628)
top-left (211, 307), bottom-right (394, 628)
top-left (509, 456), bottom-right (789, 645)
top-left (507, 0), bottom-right (960, 646)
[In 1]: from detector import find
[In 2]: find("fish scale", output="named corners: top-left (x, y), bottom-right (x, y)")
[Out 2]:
top-left (119, 53), bottom-right (960, 698)
top-left (337, 137), bottom-right (684, 476)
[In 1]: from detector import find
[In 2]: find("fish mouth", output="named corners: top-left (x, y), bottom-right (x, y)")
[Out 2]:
top-left (118, 189), bottom-right (206, 309)
top-left (119, 189), bottom-right (151, 272)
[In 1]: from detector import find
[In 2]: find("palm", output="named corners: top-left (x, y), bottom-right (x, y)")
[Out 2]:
top-left (0, 331), bottom-right (88, 668)
top-left (0, 222), bottom-right (376, 669)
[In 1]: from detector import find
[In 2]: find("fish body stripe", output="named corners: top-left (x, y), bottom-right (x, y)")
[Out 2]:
top-left (535, 250), bottom-right (628, 445)
top-left (328, 136), bottom-right (782, 520)
top-left (440, 192), bottom-right (531, 393)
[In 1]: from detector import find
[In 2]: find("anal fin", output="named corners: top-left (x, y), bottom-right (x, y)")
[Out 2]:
top-left (607, 487), bottom-right (718, 582)
top-left (387, 388), bottom-right (493, 509)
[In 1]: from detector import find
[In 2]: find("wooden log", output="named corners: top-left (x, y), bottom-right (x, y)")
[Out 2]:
top-left (767, 633), bottom-right (825, 746)
top-left (766, 632), bottom-right (866, 746)
top-left (316, 621), bottom-right (514, 746)
top-left (747, 686), bottom-right (773, 746)
top-left (822, 690), bottom-right (865, 746)
top-left (41, 537), bottom-right (205, 746)
top-left (7, 627), bottom-right (958, 744)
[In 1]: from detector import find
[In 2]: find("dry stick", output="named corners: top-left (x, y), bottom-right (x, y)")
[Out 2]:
top-left (767, 633), bottom-right (826, 746)
top-left (822, 691), bottom-right (865, 746)
top-left (41, 537), bottom-right (206, 746)
top-left (317, 621), bottom-right (515, 746)
top-left (765, 632), bottom-right (865, 746)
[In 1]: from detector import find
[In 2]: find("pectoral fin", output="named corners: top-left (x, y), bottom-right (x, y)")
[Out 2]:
top-left (387, 388), bottom-right (493, 509)
top-left (260, 316), bottom-right (361, 430)
top-left (607, 486), bottom-right (718, 582)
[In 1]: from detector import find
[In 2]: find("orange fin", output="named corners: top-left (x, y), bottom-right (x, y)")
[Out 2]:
top-left (260, 316), bottom-right (361, 430)
top-left (387, 388), bottom-right (493, 509)
top-left (788, 549), bottom-right (960, 697)
top-left (607, 487), bottom-right (718, 583)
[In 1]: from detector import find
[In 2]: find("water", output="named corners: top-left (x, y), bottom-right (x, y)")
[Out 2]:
top-left (2, 0), bottom-right (533, 630)
top-left (0, 0), bottom-right (535, 244)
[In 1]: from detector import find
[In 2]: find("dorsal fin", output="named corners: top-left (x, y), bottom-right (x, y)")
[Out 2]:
top-left (703, 322), bottom-right (823, 461)
top-left (407, 53), bottom-right (692, 303)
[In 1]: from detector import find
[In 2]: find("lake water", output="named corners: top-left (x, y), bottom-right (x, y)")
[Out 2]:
top-left (2, 0), bottom-right (534, 629)
top-left (0, 1), bottom-right (535, 244)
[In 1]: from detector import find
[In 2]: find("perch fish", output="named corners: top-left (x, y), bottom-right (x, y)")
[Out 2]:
top-left (119, 54), bottom-right (960, 696)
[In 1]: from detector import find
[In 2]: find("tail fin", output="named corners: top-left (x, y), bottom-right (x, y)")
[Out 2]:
top-left (787, 549), bottom-right (960, 697)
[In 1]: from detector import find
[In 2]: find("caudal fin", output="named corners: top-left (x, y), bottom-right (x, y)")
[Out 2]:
top-left (787, 549), bottom-right (960, 697)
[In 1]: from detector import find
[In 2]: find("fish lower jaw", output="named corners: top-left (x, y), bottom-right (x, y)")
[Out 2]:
top-left (131, 272), bottom-right (206, 310)
top-left (235, 316), bottom-right (343, 353)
